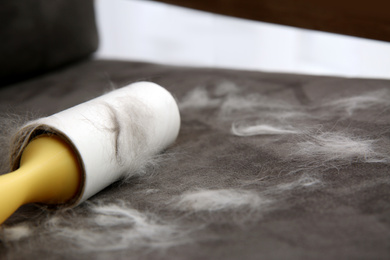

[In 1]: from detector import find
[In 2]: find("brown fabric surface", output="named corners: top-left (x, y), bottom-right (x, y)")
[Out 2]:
top-left (0, 60), bottom-right (389, 259)
top-left (150, 0), bottom-right (390, 42)
top-left (0, 0), bottom-right (98, 87)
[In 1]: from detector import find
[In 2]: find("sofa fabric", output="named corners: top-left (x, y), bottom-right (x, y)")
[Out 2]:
top-left (0, 0), bottom-right (98, 87)
top-left (0, 60), bottom-right (389, 259)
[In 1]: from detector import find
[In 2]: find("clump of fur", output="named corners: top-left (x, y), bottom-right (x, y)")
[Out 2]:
top-left (0, 223), bottom-right (32, 241)
top-left (179, 83), bottom-right (293, 119)
top-left (50, 202), bottom-right (191, 251)
top-left (232, 122), bottom-right (299, 136)
top-left (170, 188), bottom-right (272, 225)
top-left (325, 89), bottom-right (390, 116)
top-left (173, 189), bottom-right (268, 212)
top-left (179, 87), bottom-right (221, 110)
top-left (1, 200), bottom-right (194, 252)
top-left (287, 131), bottom-right (390, 174)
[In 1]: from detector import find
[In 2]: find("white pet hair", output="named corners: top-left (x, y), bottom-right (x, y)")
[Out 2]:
top-left (292, 131), bottom-right (390, 165)
top-left (2, 84), bottom-right (390, 255)
top-left (240, 172), bottom-right (322, 189)
top-left (281, 131), bottom-right (390, 176)
top-left (214, 81), bottom-right (240, 96)
top-left (51, 202), bottom-right (194, 252)
top-left (1, 201), bottom-right (193, 252)
top-left (0, 223), bottom-right (32, 242)
top-left (232, 122), bottom-right (299, 136)
top-left (179, 84), bottom-right (293, 117)
top-left (173, 189), bottom-right (269, 213)
top-left (179, 81), bottom-right (240, 110)
top-left (219, 95), bottom-right (292, 118)
top-left (274, 174), bottom-right (323, 191)
top-left (179, 87), bottom-right (221, 110)
top-left (326, 89), bottom-right (390, 116)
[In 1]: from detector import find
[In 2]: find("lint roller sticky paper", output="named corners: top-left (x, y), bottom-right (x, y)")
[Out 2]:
top-left (0, 82), bottom-right (180, 224)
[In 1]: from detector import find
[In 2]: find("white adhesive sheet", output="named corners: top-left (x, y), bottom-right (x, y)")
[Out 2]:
top-left (10, 82), bottom-right (180, 206)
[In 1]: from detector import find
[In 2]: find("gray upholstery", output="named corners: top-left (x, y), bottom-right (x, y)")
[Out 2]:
top-left (0, 60), bottom-right (389, 259)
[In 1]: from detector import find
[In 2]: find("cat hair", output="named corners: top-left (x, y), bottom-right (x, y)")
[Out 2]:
top-left (2, 84), bottom-right (390, 255)
top-left (172, 189), bottom-right (269, 212)
top-left (1, 201), bottom-right (194, 252)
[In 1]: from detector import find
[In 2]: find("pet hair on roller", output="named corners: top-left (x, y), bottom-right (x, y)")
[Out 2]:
top-left (0, 82), bottom-right (180, 224)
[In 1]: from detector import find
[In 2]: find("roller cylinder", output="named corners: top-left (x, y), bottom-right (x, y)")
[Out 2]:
top-left (10, 82), bottom-right (180, 207)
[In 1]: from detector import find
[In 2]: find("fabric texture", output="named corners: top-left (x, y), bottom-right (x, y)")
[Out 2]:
top-left (0, 60), bottom-right (389, 259)
top-left (0, 0), bottom-right (98, 87)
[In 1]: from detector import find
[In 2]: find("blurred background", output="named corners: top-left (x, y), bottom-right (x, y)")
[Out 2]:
top-left (94, 0), bottom-right (390, 79)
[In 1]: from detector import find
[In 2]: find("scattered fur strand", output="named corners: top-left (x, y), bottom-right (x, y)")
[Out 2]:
top-left (173, 189), bottom-right (269, 212)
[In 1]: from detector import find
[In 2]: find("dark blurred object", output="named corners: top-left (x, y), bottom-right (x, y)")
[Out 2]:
top-left (0, 0), bottom-right (98, 86)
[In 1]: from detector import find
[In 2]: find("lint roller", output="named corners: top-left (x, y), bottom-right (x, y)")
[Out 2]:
top-left (0, 82), bottom-right (180, 224)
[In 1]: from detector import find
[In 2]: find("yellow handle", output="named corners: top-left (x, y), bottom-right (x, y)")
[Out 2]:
top-left (0, 135), bottom-right (81, 225)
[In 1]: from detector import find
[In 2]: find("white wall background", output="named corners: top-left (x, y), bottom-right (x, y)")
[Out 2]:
top-left (95, 0), bottom-right (390, 79)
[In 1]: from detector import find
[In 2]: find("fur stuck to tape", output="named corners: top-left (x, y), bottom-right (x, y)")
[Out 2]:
top-left (9, 82), bottom-right (181, 208)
